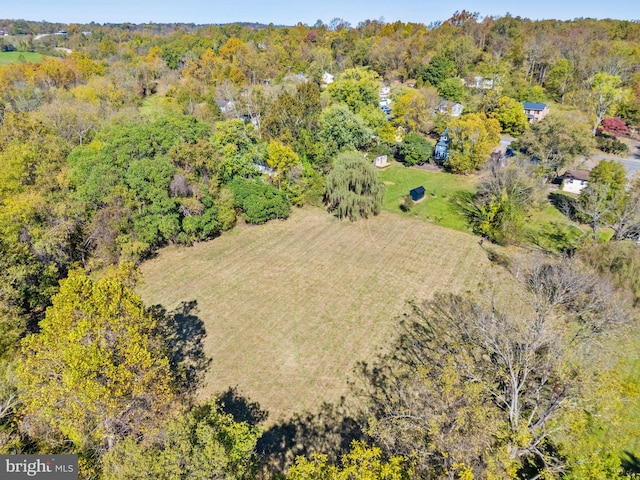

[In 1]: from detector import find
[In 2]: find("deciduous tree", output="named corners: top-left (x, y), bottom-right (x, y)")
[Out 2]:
top-left (488, 95), bottom-right (529, 136)
top-left (17, 265), bottom-right (175, 452)
top-left (318, 104), bottom-right (373, 155)
top-left (325, 152), bottom-right (384, 221)
top-left (515, 115), bottom-right (593, 177)
top-left (397, 132), bottom-right (433, 166)
top-left (101, 400), bottom-right (261, 480)
top-left (590, 73), bottom-right (628, 136)
top-left (446, 112), bottom-right (500, 173)
top-left (361, 258), bottom-right (629, 478)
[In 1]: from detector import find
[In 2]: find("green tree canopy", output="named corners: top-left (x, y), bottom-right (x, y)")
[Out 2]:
top-left (437, 77), bottom-right (465, 103)
top-left (325, 152), bottom-right (384, 221)
top-left (416, 54), bottom-right (456, 88)
top-left (589, 159), bottom-right (627, 192)
top-left (287, 441), bottom-right (412, 480)
top-left (489, 95), bottom-right (529, 136)
top-left (228, 177), bottom-right (291, 224)
top-left (325, 67), bottom-right (380, 113)
top-left (514, 114), bottom-right (593, 177)
top-left (590, 73), bottom-right (628, 136)
top-left (101, 400), bottom-right (261, 480)
top-left (398, 132), bottom-right (433, 166)
top-left (318, 104), bottom-right (373, 155)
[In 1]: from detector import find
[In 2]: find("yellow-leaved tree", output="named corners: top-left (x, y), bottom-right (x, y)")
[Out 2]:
top-left (17, 264), bottom-right (175, 453)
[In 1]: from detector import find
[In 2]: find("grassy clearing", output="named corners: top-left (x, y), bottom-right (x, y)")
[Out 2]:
top-left (0, 51), bottom-right (43, 65)
top-left (138, 207), bottom-right (507, 422)
top-left (378, 166), bottom-right (478, 233)
top-left (524, 202), bottom-right (585, 252)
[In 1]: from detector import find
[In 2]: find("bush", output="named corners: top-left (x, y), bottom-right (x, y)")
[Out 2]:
top-left (595, 134), bottom-right (628, 155)
top-left (229, 177), bottom-right (291, 224)
top-left (400, 195), bottom-right (414, 212)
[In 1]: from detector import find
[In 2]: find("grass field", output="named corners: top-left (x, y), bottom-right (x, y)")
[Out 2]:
top-left (0, 51), bottom-right (43, 65)
top-left (138, 207), bottom-right (507, 422)
top-left (378, 166), bottom-right (478, 232)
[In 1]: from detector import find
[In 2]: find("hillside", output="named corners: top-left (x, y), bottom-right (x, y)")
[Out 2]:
top-left (138, 207), bottom-right (508, 421)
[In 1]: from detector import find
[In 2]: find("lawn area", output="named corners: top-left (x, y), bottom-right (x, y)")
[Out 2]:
top-left (0, 51), bottom-right (44, 65)
top-left (524, 201), bottom-right (585, 252)
top-left (379, 165), bottom-right (479, 232)
top-left (138, 207), bottom-right (508, 422)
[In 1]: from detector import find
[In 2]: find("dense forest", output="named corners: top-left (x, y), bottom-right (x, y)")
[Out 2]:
top-left (1, 12), bottom-right (640, 479)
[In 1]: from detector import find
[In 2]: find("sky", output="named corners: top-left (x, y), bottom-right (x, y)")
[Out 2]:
top-left (2, 0), bottom-right (639, 26)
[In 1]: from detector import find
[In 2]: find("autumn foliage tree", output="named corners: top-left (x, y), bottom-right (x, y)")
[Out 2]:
top-left (361, 258), bottom-right (630, 478)
top-left (17, 265), bottom-right (175, 453)
top-left (599, 117), bottom-right (629, 137)
top-left (446, 112), bottom-right (501, 173)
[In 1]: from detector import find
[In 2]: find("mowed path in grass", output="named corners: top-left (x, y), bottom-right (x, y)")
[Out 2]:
top-left (138, 207), bottom-right (498, 421)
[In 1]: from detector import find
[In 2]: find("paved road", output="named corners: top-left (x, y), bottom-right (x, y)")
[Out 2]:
top-left (583, 138), bottom-right (640, 180)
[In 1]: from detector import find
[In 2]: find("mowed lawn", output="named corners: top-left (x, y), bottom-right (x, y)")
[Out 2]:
top-left (0, 51), bottom-right (44, 65)
top-left (138, 207), bottom-right (502, 421)
top-left (379, 166), bottom-right (479, 232)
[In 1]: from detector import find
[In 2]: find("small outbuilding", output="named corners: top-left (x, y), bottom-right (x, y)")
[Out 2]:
top-left (409, 186), bottom-right (426, 202)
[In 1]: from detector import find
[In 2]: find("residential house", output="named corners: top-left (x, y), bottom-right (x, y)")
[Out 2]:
top-left (434, 128), bottom-right (450, 163)
top-left (436, 101), bottom-right (463, 117)
top-left (562, 170), bottom-right (590, 194)
top-left (522, 102), bottom-right (549, 123)
top-left (321, 71), bottom-right (334, 87)
top-left (466, 76), bottom-right (495, 90)
top-left (215, 99), bottom-right (233, 113)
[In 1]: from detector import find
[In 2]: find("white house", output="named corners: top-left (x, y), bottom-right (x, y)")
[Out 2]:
top-left (436, 101), bottom-right (463, 117)
top-left (562, 170), bottom-right (590, 194)
top-left (321, 72), bottom-right (334, 86)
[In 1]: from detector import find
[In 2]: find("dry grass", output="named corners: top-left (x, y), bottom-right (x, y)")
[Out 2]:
top-left (138, 207), bottom-right (506, 422)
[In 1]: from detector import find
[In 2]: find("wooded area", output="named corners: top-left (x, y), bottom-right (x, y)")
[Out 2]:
top-left (1, 12), bottom-right (640, 479)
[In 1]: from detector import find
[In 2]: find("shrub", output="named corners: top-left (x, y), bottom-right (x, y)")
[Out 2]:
top-left (229, 177), bottom-right (291, 224)
top-left (595, 134), bottom-right (628, 155)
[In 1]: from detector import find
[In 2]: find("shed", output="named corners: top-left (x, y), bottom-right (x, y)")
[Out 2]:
top-left (409, 186), bottom-right (426, 202)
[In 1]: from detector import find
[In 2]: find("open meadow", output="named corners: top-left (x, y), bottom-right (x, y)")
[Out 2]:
top-left (0, 51), bottom-right (43, 65)
top-left (138, 207), bottom-right (511, 422)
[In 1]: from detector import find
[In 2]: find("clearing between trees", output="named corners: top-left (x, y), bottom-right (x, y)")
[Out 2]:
top-left (138, 207), bottom-right (508, 422)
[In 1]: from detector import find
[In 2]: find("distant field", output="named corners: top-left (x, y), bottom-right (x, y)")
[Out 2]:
top-left (379, 166), bottom-right (478, 232)
top-left (138, 207), bottom-right (509, 422)
top-left (0, 51), bottom-right (43, 65)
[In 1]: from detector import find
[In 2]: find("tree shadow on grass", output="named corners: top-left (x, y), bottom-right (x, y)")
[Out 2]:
top-left (256, 399), bottom-right (365, 475)
top-left (150, 300), bottom-right (211, 394)
top-left (218, 386), bottom-right (269, 425)
top-left (622, 451), bottom-right (640, 475)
